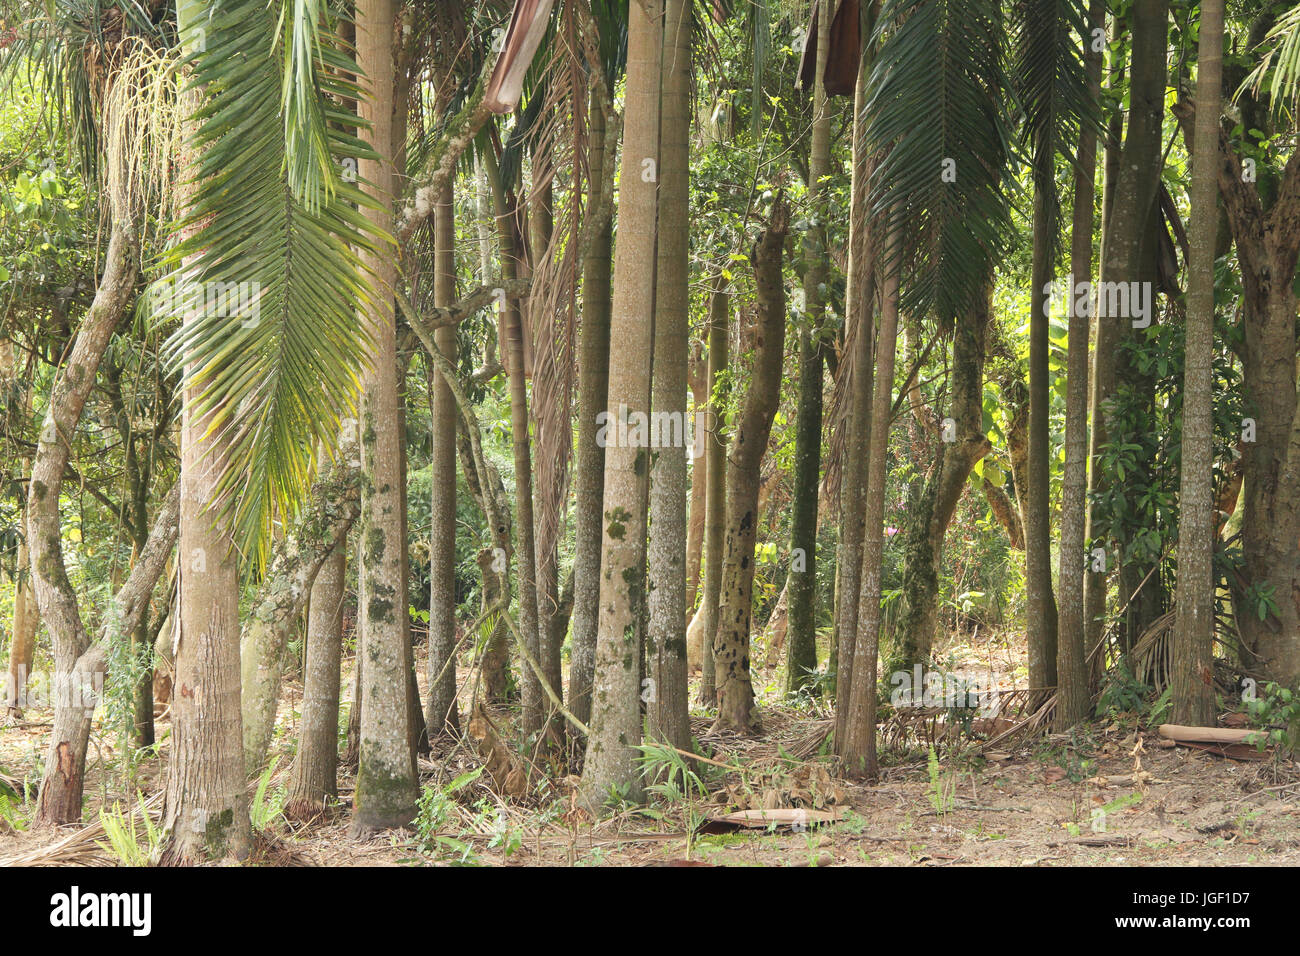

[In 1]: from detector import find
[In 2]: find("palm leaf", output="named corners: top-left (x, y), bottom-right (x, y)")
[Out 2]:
top-left (865, 0), bottom-right (1016, 325)
top-left (1012, 0), bottom-right (1093, 254)
top-left (155, 0), bottom-right (381, 572)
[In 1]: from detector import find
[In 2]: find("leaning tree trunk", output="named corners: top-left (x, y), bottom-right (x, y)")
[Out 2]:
top-left (840, 220), bottom-right (901, 779)
top-left (569, 94), bottom-right (613, 734)
top-left (285, 539), bottom-right (347, 822)
top-left (1056, 0), bottom-right (1105, 730)
top-left (28, 209), bottom-right (139, 826)
top-left (577, 0), bottom-right (662, 810)
top-left (786, 0), bottom-right (832, 695)
top-left (1170, 0), bottom-right (1222, 726)
top-left (713, 201), bottom-right (789, 732)
top-left (425, 178), bottom-right (461, 738)
top-left (646, 0), bottom-right (692, 753)
top-left (349, 0), bottom-right (418, 835)
top-left (240, 450), bottom-right (360, 773)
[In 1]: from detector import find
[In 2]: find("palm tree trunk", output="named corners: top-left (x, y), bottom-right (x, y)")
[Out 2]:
top-left (1056, 0), bottom-right (1105, 730)
top-left (1086, 0), bottom-right (1169, 657)
top-left (646, 0), bottom-right (692, 751)
top-left (484, 149), bottom-right (545, 740)
top-left (577, 0), bottom-right (663, 807)
top-left (786, 0), bottom-right (832, 694)
top-left (425, 179), bottom-right (461, 738)
top-left (1171, 0), bottom-right (1222, 725)
top-left (840, 219), bottom-right (901, 779)
top-left (349, 0), bottom-right (418, 835)
top-left (285, 540), bottom-right (346, 821)
top-left (569, 94), bottom-right (613, 734)
top-left (698, 275), bottom-right (728, 705)
top-left (833, 11), bottom-right (876, 738)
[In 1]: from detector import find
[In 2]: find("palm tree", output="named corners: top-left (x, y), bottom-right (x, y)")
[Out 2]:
top-left (646, 0), bottom-right (692, 751)
top-left (578, 0), bottom-right (662, 810)
top-left (1171, 0), bottom-right (1222, 726)
top-left (349, 0), bottom-right (418, 834)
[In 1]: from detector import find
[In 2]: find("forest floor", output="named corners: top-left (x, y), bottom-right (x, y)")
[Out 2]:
top-left (1, 629), bottom-right (1298, 867)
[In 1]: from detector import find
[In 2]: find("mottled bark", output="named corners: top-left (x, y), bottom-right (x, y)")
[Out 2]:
top-left (713, 202), bottom-right (788, 732)
top-left (241, 450), bottom-right (360, 774)
top-left (840, 222), bottom-right (901, 779)
top-left (28, 193), bottom-right (140, 826)
top-left (646, 0), bottom-right (692, 752)
top-left (425, 178), bottom-right (461, 738)
top-left (350, 0), bottom-right (418, 835)
top-left (1056, 0), bottom-right (1104, 730)
top-left (577, 0), bottom-right (662, 809)
top-left (833, 16), bottom-right (876, 741)
top-left (1171, 0), bottom-right (1222, 725)
top-left (895, 282), bottom-right (992, 671)
top-left (569, 95), bottom-right (613, 733)
top-left (698, 276), bottom-right (728, 704)
top-left (285, 540), bottom-right (347, 822)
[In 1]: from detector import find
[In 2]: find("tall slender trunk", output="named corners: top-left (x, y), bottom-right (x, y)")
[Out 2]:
top-left (1171, 0), bottom-right (1221, 725)
top-left (484, 149), bottom-right (545, 740)
top-left (1086, 0), bottom-right (1169, 656)
top-left (1056, 0), bottom-right (1105, 729)
top-left (786, 0), bottom-right (832, 694)
top-left (425, 179), bottom-right (461, 738)
top-left (712, 203), bottom-right (789, 732)
top-left (350, 0), bottom-right (418, 835)
top-left (577, 0), bottom-right (663, 808)
top-left (646, 0), bottom-right (692, 751)
top-left (698, 276), bottom-right (728, 705)
top-left (1027, 132), bottom-right (1060, 690)
top-left (833, 9), bottom-right (876, 739)
top-left (840, 221), bottom-right (901, 779)
top-left (570, 95), bottom-right (613, 734)
top-left (285, 540), bottom-right (346, 821)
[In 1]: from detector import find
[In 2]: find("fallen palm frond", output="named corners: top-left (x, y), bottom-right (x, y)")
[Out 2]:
top-left (0, 792), bottom-right (163, 868)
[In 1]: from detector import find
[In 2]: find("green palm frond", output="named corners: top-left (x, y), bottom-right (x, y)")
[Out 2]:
top-left (1243, 4), bottom-right (1300, 113)
top-left (156, 0), bottom-right (381, 572)
top-left (277, 0), bottom-right (365, 211)
top-left (1012, 0), bottom-right (1093, 248)
top-left (865, 0), bottom-right (1016, 325)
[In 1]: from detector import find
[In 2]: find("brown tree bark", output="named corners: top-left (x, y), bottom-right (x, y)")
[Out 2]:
top-left (646, 0), bottom-right (692, 752)
top-left (350, 0), bottom-right (418, 835)
top-left (577, 0), bottom-right (662, 809)
top-left (1170, 0), bottom-right (1222, 726)
top-left (285, 539), bottom-right (347, 822)
top-left (839, 220), bottom-right (901, 779)
top-left (713, 201), bottom-right (789, 732)
top-left (1056, 0), bottom-right (1105, 730)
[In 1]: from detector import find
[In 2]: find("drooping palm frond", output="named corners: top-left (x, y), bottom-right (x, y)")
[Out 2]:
top-left (157, 0), bottom-right (380, 572)
top-left (1243, 3), bottom-right (1300, 115)
top-left (1012, 0), bottom-right (1092, 253)
top-left (865, 0), bottom-right (1016, 326)
top-left (277, 0), bottom-right (365, 211)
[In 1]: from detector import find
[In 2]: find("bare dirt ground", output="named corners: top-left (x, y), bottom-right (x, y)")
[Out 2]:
top-left (2, 631), bottom-right (1298, 867)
